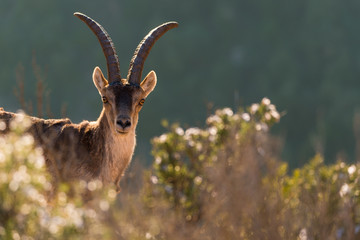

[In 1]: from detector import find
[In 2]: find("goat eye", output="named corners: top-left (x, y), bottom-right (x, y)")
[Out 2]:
top-left (139, 99), bottom-right (145, 106)
top-left (102, 96), bottom-right (108, 103)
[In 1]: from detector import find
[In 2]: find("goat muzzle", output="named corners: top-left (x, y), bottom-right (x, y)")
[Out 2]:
top-left (116, 116), bottom-right (131, 133)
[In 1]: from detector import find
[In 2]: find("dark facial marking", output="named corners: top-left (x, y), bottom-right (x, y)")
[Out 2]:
top-left (114, 86), bottom-right (135, 110)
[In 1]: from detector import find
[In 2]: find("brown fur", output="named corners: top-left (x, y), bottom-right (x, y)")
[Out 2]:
top-left (0, 14), bottom-right (175, 192)
top-left (0, 67), bottom-right (157, 191)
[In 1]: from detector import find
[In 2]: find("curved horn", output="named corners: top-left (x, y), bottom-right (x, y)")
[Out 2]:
top-left (74, 12), bottom-right (122, 83)
top-left (127, 22), bottom-right (178, 85)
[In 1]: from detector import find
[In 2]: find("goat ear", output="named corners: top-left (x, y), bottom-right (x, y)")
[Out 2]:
top-left (93, 67), bottom-right (108, 94)
top-left (140, 71), bottom-right (157, 98)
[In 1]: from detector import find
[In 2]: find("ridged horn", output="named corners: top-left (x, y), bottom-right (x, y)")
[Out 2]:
top-left (74, 12), bottom-right (122, 83)
top-left (127, 22), bottom-right (178, 86)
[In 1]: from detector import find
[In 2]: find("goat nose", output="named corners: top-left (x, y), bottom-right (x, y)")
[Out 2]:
top-left (116, 117), bottom-right (131, 129)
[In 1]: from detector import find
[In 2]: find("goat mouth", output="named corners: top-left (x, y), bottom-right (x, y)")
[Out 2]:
top-left (116, 129), bottom-right (129, 134)
top-left (116, 127), bottom-right (130, 134)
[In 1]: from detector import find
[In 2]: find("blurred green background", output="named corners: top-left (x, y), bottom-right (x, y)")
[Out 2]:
top-left (1, 0), bottom-right (360, 168)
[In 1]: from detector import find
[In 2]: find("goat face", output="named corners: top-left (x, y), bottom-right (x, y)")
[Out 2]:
top-left (93, 67), bottom-right (157, 134)
top-left (74, 12), bottom-right (176, 134)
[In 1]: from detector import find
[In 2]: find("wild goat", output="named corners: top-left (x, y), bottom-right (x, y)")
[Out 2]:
top-left (0, 12), bottom-right (178, 191)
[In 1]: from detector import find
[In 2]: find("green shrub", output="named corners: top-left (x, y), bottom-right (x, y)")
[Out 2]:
top-left (0, 112), bottom-right (116, 239)
top-left (140, 98), bottom-right (360, 239)
top-left (3, 101), bottom-right (360, 240)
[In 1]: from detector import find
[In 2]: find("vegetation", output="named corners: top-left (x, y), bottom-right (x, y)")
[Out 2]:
top-left (0, 112), bottom-right (116, 239)
top-left (2, 2), bottom-right (360, 239)
top-left (2, 0), bottom-right (360, 166)
top-left (1, 99), bottom-right (360, 239)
